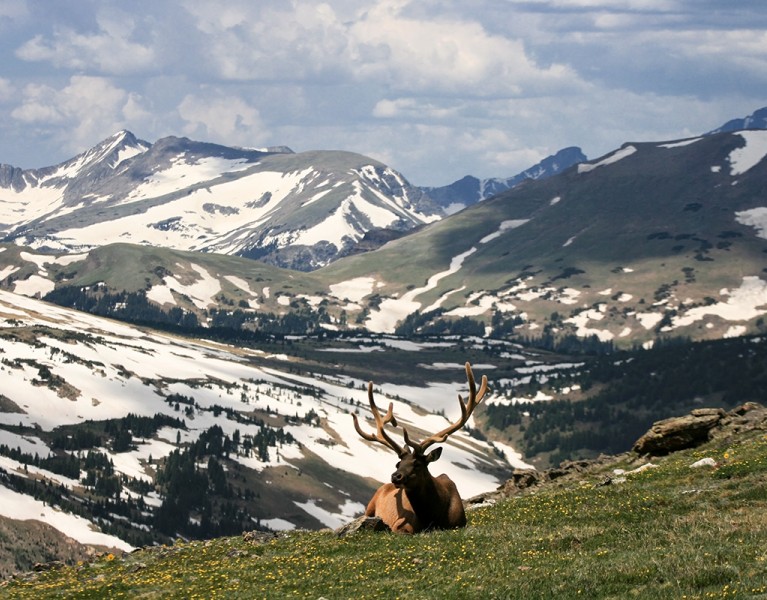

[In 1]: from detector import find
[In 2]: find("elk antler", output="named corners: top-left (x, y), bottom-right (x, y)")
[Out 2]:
top-left (406, 362), bottom-right (488, 454)
top-left (352, 362), bottom-right (488, 457)
top-left (352, 382), bottom-right (406, 456)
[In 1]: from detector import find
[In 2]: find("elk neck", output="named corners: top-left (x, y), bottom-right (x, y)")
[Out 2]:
top-left (403, 469), bottom-right (441, 525)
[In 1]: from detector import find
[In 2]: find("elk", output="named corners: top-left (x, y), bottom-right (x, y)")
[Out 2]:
top-left (352, 362), bottom-right (488, 533)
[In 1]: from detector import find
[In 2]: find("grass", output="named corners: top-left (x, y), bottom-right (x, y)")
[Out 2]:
top-left (4, 427), bottom-right (767, 599)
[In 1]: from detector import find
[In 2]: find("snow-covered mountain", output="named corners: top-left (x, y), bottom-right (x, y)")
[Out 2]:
top-left (3, 129), bottom-right (767, 346)
top-left (0, 288), bottom-right (522, 560)
top-left (0, 132), bottom-right (440, 271)
top-left (421, 146), bottom-right (586, 214)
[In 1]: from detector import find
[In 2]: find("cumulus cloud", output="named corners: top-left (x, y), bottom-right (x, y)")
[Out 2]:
top-left (348, 3), bottom-right (580, 97)
top-left (0, 78), bottom-right (15, 102)
top-left (179, 0), bottom-right (580, 97)
top-left (15, 9), bottom-right (156, 74)
top-left (181, 0), bottom-right (349, 81)
top-left (10, 75), bottom-right (150, 154)
top-left (178, 91), bottom-right (268, 146)
top-left (1, 0), bottom-right (765, 183)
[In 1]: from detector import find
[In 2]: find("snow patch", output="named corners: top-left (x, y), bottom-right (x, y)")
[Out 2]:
top-left (366, 247), bottom-right (477, 333)
top-left (0, 485), bottom-right (133, 552)
top-left (13, 275), bottom-right (55, 297)
top-left (728, 131), bottom-right (767, 176)
top-left (659, 138), bottom-right (702, 149)
top-left (293, 498), bottom-right (365, 529)
top-left (578, 145), bottom-right (637, 173)
top-left (735, 207), bottom-right (767, 239)
top-left (672, 276), bottom-right (767, 328)
top-left (479, 220), bottom-right (529, 244)
top-left (329, 277), bottom-right (377, 303)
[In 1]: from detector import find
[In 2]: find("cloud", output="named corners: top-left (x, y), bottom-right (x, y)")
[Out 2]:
top-left (495, 0), bottom-right (767, 97)
top-left (372, 98), bottom-right (462, 120)
top-left (181, 0), bottom-right (349, 81)
top-left (0, 78), bottom-right (15, 102)
top-left (348, 2), bottom-right (580, 97)
top-left (0, 0), bottom-right (28, 23)
top-left (10, 75), bottom-right (149, 154)
top-left (15, 8), bottom-right (156, 74)
top-left (179, 0), bottom-right (581, 97)
top-left (1, 0), bottom-right (765, 184)
top-left (178, 91), bottom-right (267, 146)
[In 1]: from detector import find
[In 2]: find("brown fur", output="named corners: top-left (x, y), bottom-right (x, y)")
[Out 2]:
top-left (365, 451), bottom-right (467, 533)
top-left (354, 362), bottom-right (486, 534)
top-left (365, 477), bottom-right (467, 533)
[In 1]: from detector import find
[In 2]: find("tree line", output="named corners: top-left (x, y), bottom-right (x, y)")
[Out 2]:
top-left (484, 335), bottom-right (767, 465)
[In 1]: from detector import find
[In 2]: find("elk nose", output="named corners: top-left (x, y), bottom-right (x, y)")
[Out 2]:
top-left (391, 471), bottom-right (403, 485)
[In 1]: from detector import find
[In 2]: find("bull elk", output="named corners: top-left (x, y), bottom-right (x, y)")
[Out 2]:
top-left (352, 362), bottom-right (488, 533)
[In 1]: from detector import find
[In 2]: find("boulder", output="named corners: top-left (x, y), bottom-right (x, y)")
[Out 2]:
top-left (547, 459), bottom-right (593, 481)
top-left (334, 516), bottom-right (389, 537)
top-left (633, 408), bottom-right (725, 455)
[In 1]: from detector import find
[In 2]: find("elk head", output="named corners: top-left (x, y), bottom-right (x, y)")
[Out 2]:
top-left (352, 362), bottom-right (488, 532)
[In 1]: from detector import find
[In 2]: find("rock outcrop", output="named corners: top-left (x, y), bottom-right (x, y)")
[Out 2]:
top-left (632, 408), bottom-right (726, 455)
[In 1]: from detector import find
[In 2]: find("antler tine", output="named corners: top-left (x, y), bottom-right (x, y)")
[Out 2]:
top-left (410, 362), bottom-right (488, 453)
top-left (352, 381), bottom-right (406, 456)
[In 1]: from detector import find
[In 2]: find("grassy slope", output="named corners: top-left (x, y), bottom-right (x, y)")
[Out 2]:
top-left (5, 413), bottom-right (766, 599)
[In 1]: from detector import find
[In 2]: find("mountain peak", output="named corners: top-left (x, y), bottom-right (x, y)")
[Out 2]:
top-left (708, 106), bottom-right (767, 135)
top-left (422, 146), bottom-right (586, 213)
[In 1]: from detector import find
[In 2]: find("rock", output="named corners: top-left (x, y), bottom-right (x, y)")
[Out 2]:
top-left (547, 460), bottom-right (593, 481)
top-left (633, 408), bottom-right (725, 455)
top-left (242, 530), bottom-right (281, 545)
top-left (729, 402), bottom-right (762, 416)
top-left (32, 561), bottom-right (65, 572)
top-left (464, 468), bottom-right (546, 507)
top-left (334, 516), bottom-right (389, 537)
top-left (629, 462), bottom-right (658, 474)
top-left (502, 468), bottom-right (543, 490)
top-left (690, 457), bottom-right (718, 469)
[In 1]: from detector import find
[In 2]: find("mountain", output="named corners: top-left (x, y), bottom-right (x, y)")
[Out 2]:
top-left (421, 146), bottom-right (587, 213)
top-left (2, 130), bottom-right (767, 347)
top-left (0, 131), bottom-right (440, 271)
top-left (318, 129), bottom-right (767, 344)
top-left (2, 119), bottom-right (767, 574)
top-left (708, 106), bottom-right (767, 134)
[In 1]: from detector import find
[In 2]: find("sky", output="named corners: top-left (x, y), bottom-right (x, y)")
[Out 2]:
top-left (0, 0), bottom-right (765, 186)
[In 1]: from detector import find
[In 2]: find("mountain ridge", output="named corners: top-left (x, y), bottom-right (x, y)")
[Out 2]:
top-left (421, 146), bottom-right (587, 213)
top-left (0, 132), bottom-right (439, 271)
top-left (3, 129), bottom-right (767, 346)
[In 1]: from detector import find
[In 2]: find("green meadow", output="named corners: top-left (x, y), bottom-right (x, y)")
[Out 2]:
top-left (4, 415), bottom-right (766, 599)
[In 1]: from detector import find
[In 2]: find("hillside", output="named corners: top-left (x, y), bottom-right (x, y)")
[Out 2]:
top-left (320, 130), bottom-right (767, 344)
top-left (0, 288), bottom-right (528, 559)
top-left (4, 404), bottom-right (765, 599)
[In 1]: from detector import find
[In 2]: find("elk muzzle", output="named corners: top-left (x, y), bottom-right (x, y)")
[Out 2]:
top-left (391, 470), bottom-right (406, 487)
top-left (390, 452), bottom-right (421, 488)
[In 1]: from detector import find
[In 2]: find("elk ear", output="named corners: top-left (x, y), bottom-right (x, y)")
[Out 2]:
top-left (425, 447), bottom-right (442, 463)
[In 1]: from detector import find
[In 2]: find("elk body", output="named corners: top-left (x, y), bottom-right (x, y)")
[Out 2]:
top-left (352, 362), bottom-right (488, 533)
